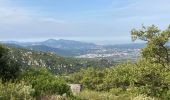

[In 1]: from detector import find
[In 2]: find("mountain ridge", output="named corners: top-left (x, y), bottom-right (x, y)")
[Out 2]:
top-left (1, 39), bottom-right (144, 57)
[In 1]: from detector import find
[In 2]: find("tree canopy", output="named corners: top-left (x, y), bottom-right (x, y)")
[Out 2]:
top-left (131, 25), bottom-right (170, 66)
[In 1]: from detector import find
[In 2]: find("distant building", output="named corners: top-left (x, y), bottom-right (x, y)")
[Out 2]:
top-left (68, 84), bottom-right (81, 93)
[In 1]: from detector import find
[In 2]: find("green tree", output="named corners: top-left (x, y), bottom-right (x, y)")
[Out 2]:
top-left (68, 67), bottom-right (105, 91)
top-left (131, 25), bottom-right (170, 66)
top-left (0, 45), bottom-right (21, 82)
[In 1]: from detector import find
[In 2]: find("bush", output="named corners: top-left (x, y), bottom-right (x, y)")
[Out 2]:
top-left (109, 88), bottom-right (124, 95)
top-left (39, 95), bottom-right (67, 100)
top-left (103, 60), bottom-right (170, 98)
top-left (68, 60), bottom-right (170, 99)
top-left (0, 80), bottom-right (35, 100)
top-left (132, 94), bottom-right (157, 100)
top-left (74, 90), bottom-right (130, 100)
top-left (21, 68), bottom-right (71, 97)
top-left (74, 90), bottom-right (157, 100)
top-left (68, 67), bottom-right (105, 91)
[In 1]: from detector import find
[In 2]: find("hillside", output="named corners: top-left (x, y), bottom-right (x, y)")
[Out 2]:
top-left (4, 44), bottom-right (114, 74)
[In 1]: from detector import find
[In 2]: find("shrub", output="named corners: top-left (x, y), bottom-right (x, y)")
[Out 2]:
top-left (21, 68), bottom-right (71, 97)
top-left (109, 88), bottom-right (124, 95)
top-left (0, 80), bottom-right (35, 100)
top-left (132, 94), bottom-right (157, 100)
top-left (74, 90), bottom-right (131, 100)
top-left (68, 60), bottom-right (170, 99)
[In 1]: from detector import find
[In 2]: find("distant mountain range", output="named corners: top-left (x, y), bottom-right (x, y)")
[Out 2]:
top-left (1, 39), bottom-right (145, 56)
top-left (2, 39), bottom-right (96, 48)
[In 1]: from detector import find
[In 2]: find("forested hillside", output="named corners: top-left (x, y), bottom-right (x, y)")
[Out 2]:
top-left (3, 44), bottom-right (114, 74)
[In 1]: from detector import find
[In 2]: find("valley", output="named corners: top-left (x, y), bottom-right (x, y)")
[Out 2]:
top-left (1, 39), bottom-right (142, 62)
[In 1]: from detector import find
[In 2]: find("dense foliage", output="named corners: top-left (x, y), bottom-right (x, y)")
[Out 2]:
top-left (21, 68), bottom-right (71, 97)
top-left (131, 25), bottom-right (170, 66)
top-left (0, 45), bottom-right (21, 82)
top-left (0, 67), bottom-right (71, 99)
top-left (0, 81), bottom-right (35, 100)
top-left (68, 60), bottom-right (170, 99)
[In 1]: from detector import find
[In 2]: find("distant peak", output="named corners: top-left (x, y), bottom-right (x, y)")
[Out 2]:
top-left (58, 39), bottom-right (65, 41)
top-left (46, 39), bottom-right (57, 41)
top-left (44, 39), bottom-right (58, 42)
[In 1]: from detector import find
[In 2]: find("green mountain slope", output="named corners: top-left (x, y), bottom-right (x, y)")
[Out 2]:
top-left (4, 44), bottom-right (114, 74)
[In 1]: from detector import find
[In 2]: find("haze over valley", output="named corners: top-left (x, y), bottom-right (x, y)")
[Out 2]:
top-left (1, 39), bottom-right (142, 62)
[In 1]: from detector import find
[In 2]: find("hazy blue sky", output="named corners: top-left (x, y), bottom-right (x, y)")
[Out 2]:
top-left (0, 0), bottom-right (170, 44)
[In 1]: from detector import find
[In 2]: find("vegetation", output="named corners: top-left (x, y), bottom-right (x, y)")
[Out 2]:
top-left (131, 25), bottom-right (170, 66)
top-left (21, 68), bottom-right (71, 97)
top-left (68, 61), bottom-right (169, 99)
top-left (5, 45), bottom-right (114, 74)
top-left (74, 90), bottom-right (156, 100)
top-left (0, 81), bottom-right (35, 100)
top-left (0, 45), bottom-right (71, 99)
top-left (0, 25), bottom-right (169, 99)
top-left (67, 25), bottom-right (170, 99)
top-left (0, 45), bottom-right (21, 82)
